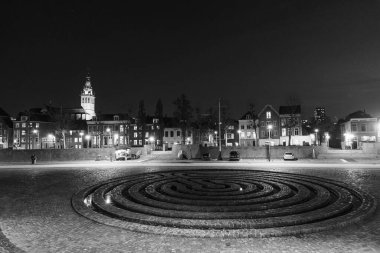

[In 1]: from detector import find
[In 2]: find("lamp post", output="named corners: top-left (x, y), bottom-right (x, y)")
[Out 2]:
top-left (106, 127), bottom-right (111, 147)
top-left (85, 135), bottom-right (91, 148)
top-left (149, 136), bottom-right (155, 151)
top-left (267, 125), bottom-right (273, 162)
top-left (325, 132), bottom-right (330, 148)
top-left (114, 133), bottom-right (119, 146)
top-left (218, 98), bottom-right (222, 160)
top-left (314, 129), bottom-right (319, 146)
top-left (32, 129), bottom-right (38, 149)
top-left (237, 130), bottom-right (241, 146)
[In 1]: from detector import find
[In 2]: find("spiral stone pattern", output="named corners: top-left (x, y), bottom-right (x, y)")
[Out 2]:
top-left (72, 170), bottom-right (376, 238)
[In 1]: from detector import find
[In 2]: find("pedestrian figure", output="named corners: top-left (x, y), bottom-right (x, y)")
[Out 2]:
top-left (31, 154), bottom-right (37, 164)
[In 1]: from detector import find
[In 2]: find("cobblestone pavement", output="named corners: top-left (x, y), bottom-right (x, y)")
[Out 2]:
top-left (0, 162), bottom-right (379, 253)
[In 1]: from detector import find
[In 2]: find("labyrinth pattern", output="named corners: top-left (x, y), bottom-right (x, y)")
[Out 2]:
top-left (72, 169), bottom-right (377, 238)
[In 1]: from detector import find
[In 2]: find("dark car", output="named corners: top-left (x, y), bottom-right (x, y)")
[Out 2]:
top-left (202, 153), bottom-right (211, 160)
top-left (229, 151), bottom-right (240, 161)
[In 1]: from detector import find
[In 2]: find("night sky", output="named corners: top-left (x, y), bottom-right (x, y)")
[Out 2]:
top-left (2, 1), bottom-right (380, 120)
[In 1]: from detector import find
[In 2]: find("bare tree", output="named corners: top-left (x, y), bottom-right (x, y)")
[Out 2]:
top-left (248, 103), bottom-right (260, 146)
top-left (173, 94), bottom-right (193, 144)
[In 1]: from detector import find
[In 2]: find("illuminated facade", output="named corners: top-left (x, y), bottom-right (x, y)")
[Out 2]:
top-left (340, 118), bottom-right (378, 149)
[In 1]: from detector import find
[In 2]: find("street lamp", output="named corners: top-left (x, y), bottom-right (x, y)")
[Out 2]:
top-left (267, 125), bottom-right (273, 162)
top-left (267, 125), bottom-right (273, 144)
top-left (114, 133), bottom-right (119, 146)
top-left (314, 129), bottom-right (319, 145)
top-left (32, 129), bottom-right (38, 149)
top-left (325, 132), bottom-right (330, 148)
top-left (237, 130), bottom-right (241, 146)
top-left (85, 135), bottom-right (91, 148)
top-left (106, 127), bottom-right (111, 146)
top-left (149, 136), bottom-right (155, 151)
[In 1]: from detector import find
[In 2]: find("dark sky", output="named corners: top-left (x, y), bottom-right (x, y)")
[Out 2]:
top-left (2, 1), bottom-right (380, 120)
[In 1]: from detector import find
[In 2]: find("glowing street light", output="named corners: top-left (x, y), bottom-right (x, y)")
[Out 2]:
top-left (85, 134), bottom-right (91, 148)
top-left (314, 129), bottom-right (319, 145)
top-left (106, 127), bottom-right (111, 146)
top-left (267, 124), bottom-right (273, 162)
top-left (325, 132), bottom-right (330, 147)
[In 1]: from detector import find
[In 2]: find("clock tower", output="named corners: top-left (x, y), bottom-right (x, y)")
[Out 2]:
top-left (81, 74), bottom-right (96, 120)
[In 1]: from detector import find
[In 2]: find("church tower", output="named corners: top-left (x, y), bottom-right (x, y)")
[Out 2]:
top-left (81, 74), bottom-right (96, 120)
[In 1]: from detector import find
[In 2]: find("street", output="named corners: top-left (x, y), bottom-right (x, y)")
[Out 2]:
top-left (0, 160), bottom-right (379, 253)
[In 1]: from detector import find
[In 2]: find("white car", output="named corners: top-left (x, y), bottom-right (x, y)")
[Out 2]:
top-left (283, 152), bottom-right (296, 161)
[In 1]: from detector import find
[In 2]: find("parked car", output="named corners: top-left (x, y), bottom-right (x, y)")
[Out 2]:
top-left (283, 152), bottom-right (297, 161)
top-left (229, 151), bottom-right (240, 161)
top-left (202, 153), bottom-right (211, 160)
top-left (115, 149), bottom-right (131, 161)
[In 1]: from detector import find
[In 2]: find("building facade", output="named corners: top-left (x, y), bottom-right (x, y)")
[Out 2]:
top-left (257, 105), bottom-right (280, 146)
top-left (13, 110), bottom-right (56, 149)
top-left (238, 112), bottom-right (259, 147)
top-left (0, 108), bottom-right (13, 149)
top-left (279, 105), bottom-right (306, 146)
top-left (163, 127), bottom-right (193, 149)
top-left (340, 118), bottom-right (379, 149)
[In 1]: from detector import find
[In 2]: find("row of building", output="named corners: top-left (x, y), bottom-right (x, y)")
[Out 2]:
top-left (0, 75), bottom-right (379, 150)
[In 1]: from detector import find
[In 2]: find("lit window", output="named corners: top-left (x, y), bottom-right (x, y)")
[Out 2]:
top-left (139, 140), bottom-right (142, 145)
top-left (79, 137), bottom-right (82, 142)
top-left (21, 130), bottom-right (26, 136)
top-left (36, 123), bottom-right (39, 128)
top-left (266, 111), bottom-right (271, 119)
top-left (247, 132), bottom-right (251, 138)
top-left (282, 128), bottom-right (287, 136)
top-left (134, 126), bottom-right (137, 130)
top-left (74, 138), bottom-right (78, 142)
top-left (145, 132), bottom-right (149, 138)
top-left (134, 140), bottom-right (137, 145)
top-left (120, 125), bottom-right (124, 132)
top-left (134, 133), bottom-right (138, 138)
top-left (22, 123), bottom-right (26, 128)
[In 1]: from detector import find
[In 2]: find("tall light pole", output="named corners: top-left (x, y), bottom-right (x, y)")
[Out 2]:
top-left (218, 98), bottom-right (222, 160)
top-left (85, 135), bottom-right (91, 148)
top-left (314, 129), bottom-right (319, 146)
top-left (237, 130), bottom-right (241, 146)
top-left (106, 127), bottom-right (111, 147)
top-left (267, 124), bottom-right (273, 162)
top-left (325, 132), bottom-right (330, 148)
top-left (32, 129), bottom-right (38, 149)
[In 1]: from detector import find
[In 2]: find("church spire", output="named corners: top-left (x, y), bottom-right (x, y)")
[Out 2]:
top-left (84, 72), bottom-right (92, 89)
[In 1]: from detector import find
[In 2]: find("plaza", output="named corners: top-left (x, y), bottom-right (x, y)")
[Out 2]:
top-left (0, 159), bottom-right (379, 253)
